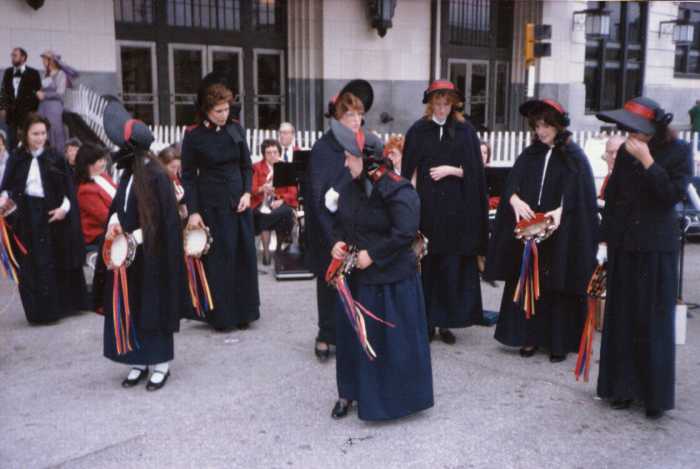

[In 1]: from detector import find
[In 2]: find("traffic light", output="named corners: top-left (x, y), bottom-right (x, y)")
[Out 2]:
top-left (525, 23), bottom-right (552, 65)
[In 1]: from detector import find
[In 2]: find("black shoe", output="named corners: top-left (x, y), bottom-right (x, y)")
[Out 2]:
top-left (428, 327), bottom-right (436, 342)
top-left (331, 400), bottom-right (351, 419)
top-left (237, 322), bottom-right (250, 330)
top-left (439, 328), bottom-right (456, 345)
top-left (646, 408), bottom-right (664, 419)
top-left (121, 368), bottom-right (148, 388)
top-left (315, 340), bottom-right (330, 362)
top-left (146, 370), bottom-right (170, 391)
top-left (549, 354), bottom-right (566, 363)
top-left (611, 399), bottom-right (632, 410)
top-left (519, 346), bottom-right (538, 357)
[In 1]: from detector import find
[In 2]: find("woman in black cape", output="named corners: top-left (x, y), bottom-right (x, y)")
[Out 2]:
top-left (595, 97), bottom-right (692, 419)
top-left (181, 83), bottom-right (260, 331)
top-left (485, 99), bottom-right (598, 362)
top-left (329, 134), bottom-right (433, 421)
top-left (101, 101), bottom-right (188, 391)
top-left (401, 80), bottom-right (489, 344)
top-left (0, 113), bottom-right (87, 324)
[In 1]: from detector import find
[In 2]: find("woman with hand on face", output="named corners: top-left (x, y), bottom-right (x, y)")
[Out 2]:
top-left (0, 113), bottom-right (87, 324)
top-left (401, 80), bottom-right (489, 345)
top-left (181, 83), bottom-right (260, 331)
top-left (485, 100), bottom-right (598, 362)
top-left (595, 97), bottom-right (692, 419)
top-left (329, 140), bottom-right (433, 421)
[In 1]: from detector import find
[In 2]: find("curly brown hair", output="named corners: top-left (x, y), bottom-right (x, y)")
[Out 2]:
top-left (333, 92), bottom-right (365, 120)
top-left (526, 106), bottom-right (567, 133)
top-left (197, 83), bottom-right (233, 124)
top-left (422, 91), bottom-right (465, 123)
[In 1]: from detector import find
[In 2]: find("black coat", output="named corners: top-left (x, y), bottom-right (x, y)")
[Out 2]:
top-left (601, 138), bottom-right (692, 252)
top-left (401, 116), bottom-right (489, 256)
top-left (181, 122), bottom-right (252, 213)
top-left (1, 147), bottom-right (84, 269)
top-left (0, 66), bottom-right (41, 128)
top-left (106, 164), bottom-right (188, 334)
top-left (305, 130), bottom-right (352, 275)
top-left (332, 170), bottom-right (420, 285)
top-left (485, 136), bottom-right (598, 294)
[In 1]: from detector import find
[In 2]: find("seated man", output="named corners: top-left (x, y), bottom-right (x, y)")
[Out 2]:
top-left (252, 139), bottom-right (298, 265)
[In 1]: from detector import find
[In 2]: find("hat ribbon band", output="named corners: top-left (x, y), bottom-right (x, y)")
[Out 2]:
top-left (624, 101), bottom-right (655, 121)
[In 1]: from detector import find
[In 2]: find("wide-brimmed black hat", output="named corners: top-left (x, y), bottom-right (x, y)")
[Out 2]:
top-left (519, 98), bottom-right (570, 127)
top-left (422, 80), bottom-right (465, 104)
top-left (103, 96), bottom-right (154, 150)
top-left (327, 79), bottom-right (374, 117)
top-left (596, 96), bottom-right (672, 135)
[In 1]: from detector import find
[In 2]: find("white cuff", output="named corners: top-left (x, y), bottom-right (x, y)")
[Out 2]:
top-left (324, 187), bottom-right (339, 213)
top-left (132, 229), bottom-right (143, 245)
top-left (108, 212), bottom-right (120, 227)
top-left (59, 196), bottom-right (71, 213)
top-left (596, 244), bottom-right (607, 265)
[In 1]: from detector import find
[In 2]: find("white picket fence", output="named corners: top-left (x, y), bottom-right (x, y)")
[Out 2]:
top-left (66, 84), bottom-right (700, 170)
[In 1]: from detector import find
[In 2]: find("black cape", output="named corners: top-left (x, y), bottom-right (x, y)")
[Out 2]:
top-left (485, 134), bottom-right (598, 294)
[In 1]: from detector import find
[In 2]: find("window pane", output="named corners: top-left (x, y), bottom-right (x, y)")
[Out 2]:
top-left (624, 67), bottom-right (642, 102)
top-left (448, 62), bottom-right (468, 97)
top-left (253, 0), bottom-right (284, 32)
top-left (211, 51), bottom-right (242, 102)
top-left (584, 66), bottom-right (599, 112)
top-left (257, 54), bottom-right (282, 95)
top-left (448, 0), bottom-right (491, 47)
top-left (120, 47), bottom-right (153, 94)
top-left (257, 103), bottom-right (281, 129)
top-left (115, 0), bottom-right (154, 24)
top-left (470, 63), bottom-right (488, 128)
top-left (626, 2), bottom-right (643, 45)
top-left (167, 0), bottom-right (240, 31)
top-left (607, 2), bottom-right (622, 42)
top-left (494, 63), bottom-right (507, 125)
top-left (601, 67), bottom-right (621, 110)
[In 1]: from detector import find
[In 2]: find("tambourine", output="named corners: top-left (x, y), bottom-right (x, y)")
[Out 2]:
top-left (587, 265), bottom-right (607, 298)
top-left (412, 231), bottom-right (429, 262)
top-left (102, 232), bottom-right (137, 271)
top-left (0, 198), bottom-right (17, 217)
top-left (184, 226), bottom-right (213, 258)
top-left (325, 245), bottom-right (359, 285)
top-left (514, 213), bottom-right (556, 242)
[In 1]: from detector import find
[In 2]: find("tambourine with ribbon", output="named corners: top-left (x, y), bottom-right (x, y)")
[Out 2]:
top-left (411, 231), bottom-right (429, 267)
top-left (102, 232), bottom-right (139, 355)
top-left (0, 199), bottom-right (27, 284)
top-left (512, 213), bottom-right (555, 319)
top-left (325, 244), bottom-right (395, 360)
top-left (184, 226), bottom-right (215, 317)
top-left (575, 264), bottom-right (607, 383)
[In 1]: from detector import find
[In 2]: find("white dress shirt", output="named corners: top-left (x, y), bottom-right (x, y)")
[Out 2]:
top-left (12, 64), bottom-right (26, 97)
top-left (26, 148), bottom-right (71, 212)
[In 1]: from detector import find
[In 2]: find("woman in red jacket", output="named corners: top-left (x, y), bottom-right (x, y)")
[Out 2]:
top-left (75, 142), bottom-right (115, 246)
top-left (251, 139), bottom-right (298, 265)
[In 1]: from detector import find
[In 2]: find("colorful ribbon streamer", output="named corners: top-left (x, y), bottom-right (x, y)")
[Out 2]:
top-left (574, 298), bottom-right (596, 382)
top-left (513, 239), bottom-right (540, 319)
top-left (185, 256), bottom-right (214, 318)
top-left (111, 266), bottom-right (139, 355)
top-left (0, 217), bottom-right (27, 284)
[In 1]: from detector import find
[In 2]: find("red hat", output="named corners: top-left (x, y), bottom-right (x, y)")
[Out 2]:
top-left (596, 96), bottom-right (672, 135)
top-left (422, 80), bottom-right (465, 104)
top-left (519, 99), bottom-right (570, 127)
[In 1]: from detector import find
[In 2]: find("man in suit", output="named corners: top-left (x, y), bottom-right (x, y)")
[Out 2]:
top-left (0, 47), bottom-right (42, 148)
top-left (278, 122), bottom-right (299, 162)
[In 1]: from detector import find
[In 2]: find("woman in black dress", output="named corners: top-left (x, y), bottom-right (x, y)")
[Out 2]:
top-left (101, 99), bottom-right (188, 390)
top-left (0, 113), bottom-right (86, 324)
top-left (329, 137), bottom-right (433, 421)
top-left (485, 99), bottom-right (598, 362)
top-left (595, 97), bottom-right (692, 419)
top-left (401, 80), bottom-right (489, 344)
top-left (181, 83), bottom-right (260, 331)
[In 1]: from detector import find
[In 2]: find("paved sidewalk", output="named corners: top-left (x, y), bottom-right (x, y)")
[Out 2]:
top-left (2, 246), bottom-right (700, 469)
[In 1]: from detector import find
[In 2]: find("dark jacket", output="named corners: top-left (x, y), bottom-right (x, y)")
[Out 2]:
top-left (181, 122), bottom-right (253, 213)
top-left (305, 130), bottom-right (352, 275)
top-left (107, 164), bottom-right (188, 334)
top-left (485, 136), bottom-right (598, 294)
top-left (0, 146), bottom-right (85, 269)
top-left (601, 137), bottom-right (692, 252)
top-left (0, 66), bottom-right (41, 128)
top-left (332, 169), bottom-right (420, 285)
top-left (401, 116), bottom-right (489, 256)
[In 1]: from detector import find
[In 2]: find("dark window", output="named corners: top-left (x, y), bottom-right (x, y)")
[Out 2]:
top-left (447, 0), bottom-right (491, 47)
top-left (119, 45), bottom-right (156, 125)
top-left (584, 1), bottom-right (647, 113)
top-left (255, 52), bottom-right (284, 129)
top-left (114, 0), bottom-right (154, 24)
top-left (166, 0), bottom-right (241, 31)
top-left (253, 0), bottom-right (283, 32)
top-left (675, 2), bottom-right (700, 77)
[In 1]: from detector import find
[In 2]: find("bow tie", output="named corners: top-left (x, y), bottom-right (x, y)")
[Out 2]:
top-left (13, 69), bottom-right (22, 78)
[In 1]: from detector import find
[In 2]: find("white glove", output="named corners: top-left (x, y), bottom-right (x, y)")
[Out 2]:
top-left (132, 229), bottom-right (144, 245)
top-left (324, 187), bottom-right (339, 213)
top-left (596, 243), bottom-right (607, 265)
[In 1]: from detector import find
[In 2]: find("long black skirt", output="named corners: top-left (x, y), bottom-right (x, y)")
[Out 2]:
top-left (421, 254), bottom-right (483, 328)
top-left (336, 273), bottom-right (434, 421)
top-left (103, 311), bottom-right (174, 365)
top-left (494, 280), bottom-right (587, 356)
top-left (597, 249), bottom-right (677, 411)
top-left (18, 196), bottom-right (87, 324)
top-left (196, 205), bottom-right (260, 329)
top-left (253, 204), bottom-right (294, 236)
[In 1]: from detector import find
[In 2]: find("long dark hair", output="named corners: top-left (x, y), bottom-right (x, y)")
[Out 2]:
top-left (20, 113), bottom-right (51, 150)
top-left (131, 148), bottom-right (169, 252)
top-left (74, 142), bottom-right (108, 184)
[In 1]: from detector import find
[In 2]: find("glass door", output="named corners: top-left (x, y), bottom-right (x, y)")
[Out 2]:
top-left (448, 59), bottom-right (490, 130)
top-left (117, 41), bottom-right (158, 125)
top-left (254, 49), bottom-right (285, 129)
top-left (168, 44), bottom-right (206, 126)
top-left (207, 46), bottom-right (244, 124)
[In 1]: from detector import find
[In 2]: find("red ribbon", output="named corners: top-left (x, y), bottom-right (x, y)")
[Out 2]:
top-left (624, 101), bottom-right (655, 120)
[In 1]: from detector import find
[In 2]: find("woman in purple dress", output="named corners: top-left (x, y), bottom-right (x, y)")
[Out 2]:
top-left (37, 50), bottom-right (78, 152)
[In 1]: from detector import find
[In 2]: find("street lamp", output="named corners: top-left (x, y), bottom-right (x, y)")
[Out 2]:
top-left (572, 8), bottom-right (611, 38)
top-left (659, 11), bottom-right (695, 45)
